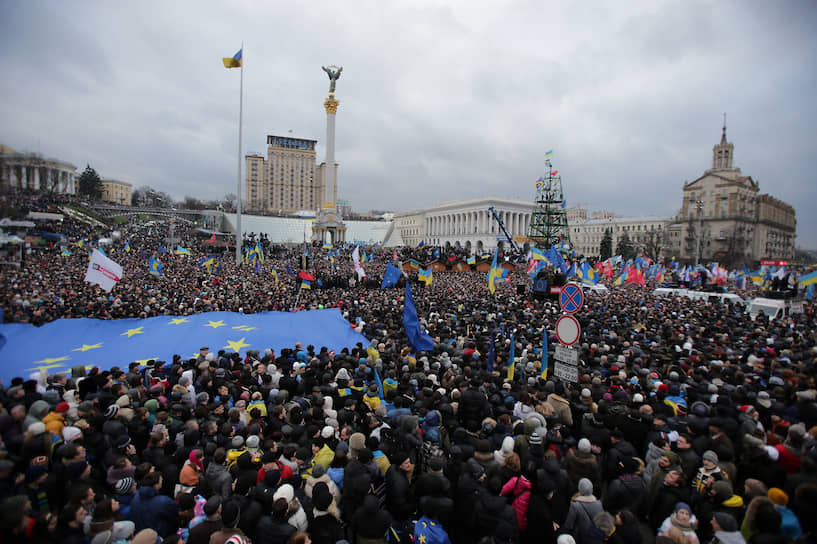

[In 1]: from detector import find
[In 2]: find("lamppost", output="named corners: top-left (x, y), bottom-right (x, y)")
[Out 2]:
top-left (694, 200), bottom-right (704, 266)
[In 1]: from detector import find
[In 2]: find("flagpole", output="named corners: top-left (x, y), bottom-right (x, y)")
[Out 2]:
top-left (235, 43), bottom-right (244, 266)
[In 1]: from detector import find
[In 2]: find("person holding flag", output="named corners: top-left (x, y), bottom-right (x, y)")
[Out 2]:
top-left (488, 248), bottom-right (502, 294)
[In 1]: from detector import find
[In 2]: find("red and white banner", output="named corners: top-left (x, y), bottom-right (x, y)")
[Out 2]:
top-left (84, 249), bottom-right (123, 292)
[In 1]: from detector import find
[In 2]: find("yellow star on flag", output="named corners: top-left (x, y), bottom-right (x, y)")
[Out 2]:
top-left (122, 327), bottom-right (145, 338)
top-left (169, 318), bottom-right (190, 325)
top-left (72, 343), bottom-right (103, 352)
top-left (418, 535), bottom-right (426, 544)
top-left (232, 325), bottom-right (257, 331)
top-left (31, 356), bottom-right (70, 365)
top-left (223, 337), bottom-right (250, 352)
top-left (205, 320), bottom-right (226, 328)
top-left (26, 362), bottom-right (69, 371)
top-left (134, 357), bottom-right (157, 366)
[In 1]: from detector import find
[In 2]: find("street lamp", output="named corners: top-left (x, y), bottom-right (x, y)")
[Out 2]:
top-left (694, 200), bottom-right (704, 267)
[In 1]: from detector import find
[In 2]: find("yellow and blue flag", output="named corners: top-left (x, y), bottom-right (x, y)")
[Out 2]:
top-left (467, 256), bottom-right (476, 265)
top-left (322, 243), bottom-right (333, 250)
top-left (149, 256), bottom-right (163, 277)
top-left (223, 49), bottom-right (242, 68)
top-left (419, 266), bottom-right (433, 286)
top-left (797, 270), bottom-right (817, 287)
top-left (124, 241), bottom-right (131, 253)
top-left (175, 245), bottom-right (191, 256)
top-left (545, 149), bottom-right (553, 158)
top-left (488, 249), bottom-right (501, 294)
top-left (199, 255), bottom-right (215, 273)
top-left (271, 269), bottom-right (279, 284)
top-left (507, 333), bottom-right (516, 381)
top-left (540, 327), bottom-right (549, 379)
top-left (300, 279), bottom-right (311, 290)
top-left (61, 248), bottom-right (72, 257)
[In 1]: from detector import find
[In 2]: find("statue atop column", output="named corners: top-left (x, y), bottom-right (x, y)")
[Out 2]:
top-left (322, 65), bottom-right (342, 95)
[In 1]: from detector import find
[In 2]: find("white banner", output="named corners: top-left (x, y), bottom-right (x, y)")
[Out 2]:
top-left (352, 246), bottom-right (366, 279)
top-left (84, 249), bottom-right (123, 292)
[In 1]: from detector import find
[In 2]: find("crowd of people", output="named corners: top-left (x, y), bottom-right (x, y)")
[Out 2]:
top-left (1, 189), bottom-right (816, 544)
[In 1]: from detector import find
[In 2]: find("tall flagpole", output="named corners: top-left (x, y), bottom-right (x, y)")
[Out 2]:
top-left (235, 43), bottom-right (244, 266)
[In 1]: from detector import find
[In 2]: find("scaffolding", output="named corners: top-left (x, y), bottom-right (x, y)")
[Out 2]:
top-left (527, 161), bottom-right (571, 250)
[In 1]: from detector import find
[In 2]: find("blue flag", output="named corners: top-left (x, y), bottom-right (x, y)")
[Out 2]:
top-left (286, 264), bottom-right (296, 278)
top-left (149, 256), bottom-right (163, 277)
top-left (381, 262), bottom-right (402, 289)
top-left (540, 326), bottom-right (549, 379)
top-left (403, 283), bottom-right (434, 352)
top-left (0, 309), bottom-right (371, 385)
top-left (373, 368), bottom-right (385, 400)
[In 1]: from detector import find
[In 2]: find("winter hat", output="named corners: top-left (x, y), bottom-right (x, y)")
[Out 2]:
top-left (105, 405), bottom-right (119, 419)
top-left (674, 502), bottom-right (692, 514)
top-left (501, 436), bottom-right (515, 454)
top-left (273, 483), bottom-right (295, 503)
top-left (63, 426), bottom-right (82, 442)
top-left (633, 393), bottom-right (644, 404)
top-left (312, 481), bottom-right (333, 511)
top-left (662, 450), bottom-right (681, 466)
top-left (246, 435), bottom-right (260, 450)
top-left (321, 425), bottom-right (335, 439)
top-left (578, 478), bottom-right (593, 496)
top-left (390, 450), bottom-right (411, 465)
top-left (702, 450), bottom-right (719, 464)
top-left (578, 438), bottom-right (592, 454)
top-left (55, 402), bottom-right (70, 414)
top-left (529, 432), bottom-right (543, 446)
top-left (204, 495), bottom-right (222, 517)
top-left (557, 536), bottom-right (577, 544)
top-left (713, 511), bottom-right (738, 532)
top-left (115, 435), bottom-right (131, 450)
top-left (231, 436), bottom-right (244, 449)
top-left (581, 388), bottom-right (592, 399)
top-left (767, 488), bottom-right (789, 506)
top-left (312, 463), bottom-right (326, 478)
top-left (115, 477), bottom-right (135, 495)
top-left (712, 480), bottom-right (733, 501)
top-left (27, 422), bottom-right (46, 436)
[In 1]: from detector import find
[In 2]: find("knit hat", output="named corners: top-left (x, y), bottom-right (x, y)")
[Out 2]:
top-left (713, 511), bottom-right (738, 532)
top-left (312, 463), bottom-right (326, 478)
top-left (321, 425), bottom-right (335, 439)
top-left (557, 536), bottom-right (577, 544)
top-left (578, 478), bottom-right (593, 496)
top-left (115, 435), bottom-right (131, 450)
top-left (63, 426), bottom-right (82, 442)
top-left (55, 402), bottom-right (70, 414)
top-left (231, 435), bottom-right (244, 449)
top-left (246, 435), bottom-right (260, 450)
top-left (702, 450), bottom-right (719, 464)
top-left (390, 450), bottom-right (411, 466)
top-left (312, 481), bottom-right (333, 511)
top-left (25, 464), bottom-right (48, 483)
top-left (581, 388), bottom-right (592, 398)
top-left (675, 502), bottom-right (692, 514)
top-left (273, 483), bottom-right (295, 502)
top-left (529, 432), bottom-right (543, 446)
top-left (662, 450), bottom-right (681, 466)
top-left (578, 438), bottom-right (591, 454)
top-left (115, 477), bottom-right (135, 495)
top-left (712, 480), bottom-right (733, 501)
top-left (767, 488), bottom-right (789, 506)
top-left (105, 404), bottom-right (119, 419)
top-left (633, 393), bottom-right (644, 404)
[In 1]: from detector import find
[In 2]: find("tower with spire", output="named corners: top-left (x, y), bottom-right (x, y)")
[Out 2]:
top-left (711, 114), bottom-right (735, 171)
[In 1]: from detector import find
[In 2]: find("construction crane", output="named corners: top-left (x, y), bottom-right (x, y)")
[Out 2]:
top-left (488, 205), bottom-right (520, 252)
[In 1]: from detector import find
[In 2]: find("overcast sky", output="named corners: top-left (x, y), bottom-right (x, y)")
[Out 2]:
top-left (2, 1), bottom-right (816, 248)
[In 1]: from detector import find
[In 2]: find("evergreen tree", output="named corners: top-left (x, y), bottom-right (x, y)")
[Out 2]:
top-left (600, 229), bottom-right (613, 260)
top-left (617, 231), bottom-right (636, 261)
top-left (77, 164), bottom-right (103, 199)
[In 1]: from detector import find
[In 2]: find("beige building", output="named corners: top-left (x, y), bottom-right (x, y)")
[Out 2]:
top-left (570, 215), bottom-right (671, 258)
top-left (100, 179), bottom-right (132, 205)
top-left (245, 135), bottom-right (323, 214)
top-left (0, 145), bottom-right (77, 194)
top-left (394, 211), bottom-right (425, 247)
top-left (670, 125), bottom-right (796, 266)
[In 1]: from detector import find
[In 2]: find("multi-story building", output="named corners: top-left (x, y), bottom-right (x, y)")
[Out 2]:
top-left (0, 145), bottom-right (77, 194)
top-left (670, 124), bottom-right (796, 266)
top-left (245, 135), bottom-right (321, 214)
top-left (570, 215), bottom-right (671, 259)
top-left (100, 179), bottom-right (132, 205)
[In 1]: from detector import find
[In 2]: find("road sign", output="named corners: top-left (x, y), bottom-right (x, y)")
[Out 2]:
top-left (559, 282), bottom-right (584, 314)
top-left (554, 362), bottom-right (579, 383)
top-left (550, 286), bottom-right (562, 294)
top-left (555, 314), bottom-right (581, 346)
top-left (554, 345), bottom-right (579, 365)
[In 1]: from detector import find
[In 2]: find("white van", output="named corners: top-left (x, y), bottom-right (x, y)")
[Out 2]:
top-left (746, 297), bottom-right (803, 320)
top-left (653, 287), bottom-right (689, 297)
top-left (584, 284), bottom-right (609, 295)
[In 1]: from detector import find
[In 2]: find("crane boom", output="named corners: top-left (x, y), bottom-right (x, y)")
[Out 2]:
top-left (488, 206), bottom-right (520, 252)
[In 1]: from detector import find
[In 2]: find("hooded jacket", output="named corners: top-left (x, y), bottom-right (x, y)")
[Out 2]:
top-left (501, 475), bottom-right (531, 532)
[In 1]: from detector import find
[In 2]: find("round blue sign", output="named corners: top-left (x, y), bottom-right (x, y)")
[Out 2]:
top-left (559, 282), bottom-right (584, 314)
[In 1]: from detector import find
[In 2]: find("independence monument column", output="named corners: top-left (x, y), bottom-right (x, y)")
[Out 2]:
top-left (313, 65), bottom-right (346, 244)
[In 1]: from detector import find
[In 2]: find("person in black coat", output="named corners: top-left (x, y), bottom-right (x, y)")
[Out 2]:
top-left (385, 451), bottom-right (415, 523)
top-left (604, 456), bottom-right (647, 517)
top-left (473, 475), bottom-right (519, 544)
top-left (523, 470), bottom-right (557, 544)
top-left (648, 467), bottom-right (691, 532)
top-left (254, 498), bottom-right (296, 544)
top-left (351, 494), bottom-right (393, 543)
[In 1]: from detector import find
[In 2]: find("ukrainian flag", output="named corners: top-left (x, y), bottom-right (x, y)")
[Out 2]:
top-left (175, 245), bottom-right (191, 256)
top-left (149, 256), bottom-right (163, 277)
top-left (300, 279), bottom-right (311, 290)
top-left (271, 269), bottom-right (279, 284)
top-left (418, 266), bottom-right (433, 286)
top-left (199, 255), bottom-right (215, 272)
top-left (467, 256), bottom-right (476, 265)
top-left (124, 241), bottom-right (131, 253)
top-left (223, 49), bottom-right (242, 68)
top-left (545, 149), bottom-right (553, 158)
top-left (322, 243), bottom-right (333, 250)
top-left (61, 248), bottom-right (72, 257)
top-left (797, 270), bottom-right (817, 287)
top-left (530, 247), bottom-right (548, 261)
top-left (488, 249), bottom-right (502, 294)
